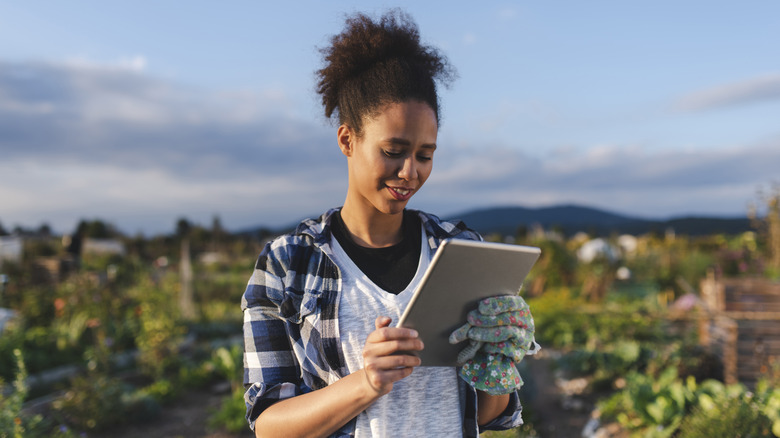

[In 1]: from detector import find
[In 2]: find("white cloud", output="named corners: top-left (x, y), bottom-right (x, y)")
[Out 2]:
top-left (676, 73), bottom-right (780, 111)
top-left (63, 54), bottom-right (148, 72)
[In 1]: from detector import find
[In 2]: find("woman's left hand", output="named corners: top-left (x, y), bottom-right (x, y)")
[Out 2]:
top-left (448, 295), bottom-right (539, 395)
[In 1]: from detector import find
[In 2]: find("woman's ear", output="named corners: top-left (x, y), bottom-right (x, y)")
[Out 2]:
top-left (337, 124), bottom-right (354, 157)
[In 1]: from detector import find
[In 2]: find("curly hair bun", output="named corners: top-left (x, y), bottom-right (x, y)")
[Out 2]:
top-left (316, 9), bottom-right (455, 133)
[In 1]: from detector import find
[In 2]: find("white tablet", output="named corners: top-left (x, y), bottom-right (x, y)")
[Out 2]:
top-left (397, 239), bottom-right (541, 367)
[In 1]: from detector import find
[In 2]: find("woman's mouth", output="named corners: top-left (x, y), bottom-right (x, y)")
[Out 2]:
top-left (388, 186), bottom-right (414, 201)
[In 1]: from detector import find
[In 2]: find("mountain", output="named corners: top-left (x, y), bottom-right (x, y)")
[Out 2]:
top-left (446, 204), bottom-right (752, 237)
top-left (239, 204), bottom-right (752, 238)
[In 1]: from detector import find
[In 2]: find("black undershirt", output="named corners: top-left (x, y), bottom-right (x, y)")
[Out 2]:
top-left (331, 210), bottom-right (422, 295)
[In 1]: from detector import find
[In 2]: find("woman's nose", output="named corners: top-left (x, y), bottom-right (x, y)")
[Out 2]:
top-left (398, 157), bottom-right (417, 180)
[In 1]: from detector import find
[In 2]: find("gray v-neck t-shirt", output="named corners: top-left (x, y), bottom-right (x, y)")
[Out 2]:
top-left (330, 233), bottom-right (463, 437)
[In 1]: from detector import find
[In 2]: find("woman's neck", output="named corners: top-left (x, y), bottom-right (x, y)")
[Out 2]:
top-left (339, 203), bottom-right (404, 248)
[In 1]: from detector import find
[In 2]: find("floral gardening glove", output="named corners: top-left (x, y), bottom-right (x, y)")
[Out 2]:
top-left (449, 295), bottom-right (539, 395)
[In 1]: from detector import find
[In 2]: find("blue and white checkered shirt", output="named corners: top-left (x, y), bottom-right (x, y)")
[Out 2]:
top-left (242, 208), bottom-right (524, 437)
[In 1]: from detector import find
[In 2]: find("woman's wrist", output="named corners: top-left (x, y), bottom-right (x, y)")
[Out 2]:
top-left (475, 390), bottom-right (511, 426)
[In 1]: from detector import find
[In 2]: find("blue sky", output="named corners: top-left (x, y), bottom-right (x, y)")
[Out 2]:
top-left (1, 1), bottom-right (779, 235)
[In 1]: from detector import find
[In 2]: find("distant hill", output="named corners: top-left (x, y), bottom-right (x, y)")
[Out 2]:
top-left (239, 204), bottom-right (753, 238)
top-left (446, 204), bottom-right (752, 237)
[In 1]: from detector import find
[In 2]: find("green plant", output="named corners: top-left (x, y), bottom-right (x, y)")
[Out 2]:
top-left (130, 275), bottom-right (185, 379)
top-left (208, 386), bottom-right (248, 433)
top-left (557, 340), bottom-right (652, 389)
top-left (599, 367), bottom-right (755, 437)
top-left (211, 345), bottom-right (243, 391)
top-left (529, 290), bottom-right (667, 351)
top-left (0, 349), bottom-right (43, 438)
top-left (137, 378), bottom-right (179, 405)
top-left (52, 374), bottom-right (125, 431)
top-left (678, 391), bottom-right (775, 437)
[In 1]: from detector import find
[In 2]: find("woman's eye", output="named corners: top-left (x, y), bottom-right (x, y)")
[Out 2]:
top-left (417, 155), bottom-right (432, 162)
top-left (384, 150), bottom-right (403, 158)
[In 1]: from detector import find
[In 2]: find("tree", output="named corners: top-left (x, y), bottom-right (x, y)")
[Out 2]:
top-left (75, 219), bottom-right (120, 239)
top-left (37, 223), bottom-right (52, 237)
top-left (175, 218), bottom-right (191, 239)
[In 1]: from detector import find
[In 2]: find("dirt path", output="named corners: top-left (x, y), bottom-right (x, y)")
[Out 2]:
top-left (525, 353), bottom-right (594, 438)
top-left (91, 389), bottom-right (252, 438)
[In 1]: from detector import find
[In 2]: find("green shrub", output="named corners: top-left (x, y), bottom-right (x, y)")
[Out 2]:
top-left (52, 374), bottom-right (125, 431)
top-left (137, 378), bottom-right (179, 405)
top-left (0, 349), bottom-right (44, 438)
top-left (211, 345), bottom-right (243, 391)
top-left (529, 289), bottom-right (667, 351)
top-left (598, 368), bottom-right (778, 437)
top-left (678, 392), bottom-right (774, 438)
top-left (208, 386), bottom-right (248, 433)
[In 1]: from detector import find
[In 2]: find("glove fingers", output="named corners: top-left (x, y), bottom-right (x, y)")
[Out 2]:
top-left (467, 310), bottom-right (534, 329)
top-left (459, 351), bottom-right (524, 395)
top-left (478, 295), bottom-right (529, 316)
top-left (467, 325), bottom-right (527, 343)
top-left (449, 323), bottom-right (471, 344)
top-left (483, 338), bottom-right (536, 363)
top-left (456, 340), bottom-right (483, 366)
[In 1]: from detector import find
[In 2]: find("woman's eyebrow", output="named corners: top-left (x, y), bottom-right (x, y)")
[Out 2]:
top-left (385, 137), bottom-right (437, 149)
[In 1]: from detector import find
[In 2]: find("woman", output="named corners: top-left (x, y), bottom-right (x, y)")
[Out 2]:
top-left (242, 10), bottom-right (533, 437)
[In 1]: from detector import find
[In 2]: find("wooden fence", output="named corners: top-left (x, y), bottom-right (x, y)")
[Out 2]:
top-left (698, 275), bottom-right (780, 385)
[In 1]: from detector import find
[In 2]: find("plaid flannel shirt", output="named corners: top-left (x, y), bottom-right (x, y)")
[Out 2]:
top-left (242, 208), bottom-right (524, 437)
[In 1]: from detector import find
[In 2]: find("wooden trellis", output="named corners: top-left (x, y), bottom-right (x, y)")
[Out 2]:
top-left (699, 275), bottom-right (780, 385)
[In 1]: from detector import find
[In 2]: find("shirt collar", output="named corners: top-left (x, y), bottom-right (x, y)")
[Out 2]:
top-left (294, 207), bottom-right (474, 251)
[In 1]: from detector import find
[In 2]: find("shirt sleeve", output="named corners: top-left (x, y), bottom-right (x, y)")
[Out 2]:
top-left (241, 242), bottom-right (311, 431)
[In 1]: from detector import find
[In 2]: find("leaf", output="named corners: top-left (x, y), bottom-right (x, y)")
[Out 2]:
top-left (646, 398), bottom-right (668, 424)
top-left (698, 393), bottom-right (715, 411)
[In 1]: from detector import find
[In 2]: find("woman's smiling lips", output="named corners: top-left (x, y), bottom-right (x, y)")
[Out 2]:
top-left (387, 186), bottom-right (414, 201)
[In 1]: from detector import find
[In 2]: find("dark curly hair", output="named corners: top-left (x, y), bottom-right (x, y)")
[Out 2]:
top-left (316, 10), bottom-right (456, 135)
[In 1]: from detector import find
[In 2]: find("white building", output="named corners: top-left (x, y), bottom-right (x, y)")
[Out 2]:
top-left (0, 236), bottom-right (23, 267)
top-left (83, 238), bottom-right (126, 256)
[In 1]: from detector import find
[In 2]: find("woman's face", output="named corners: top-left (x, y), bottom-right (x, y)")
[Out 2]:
top-left (339, 100), bottom-right (438, 217)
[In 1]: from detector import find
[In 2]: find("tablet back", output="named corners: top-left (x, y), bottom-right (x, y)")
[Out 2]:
top-left (397, 239), bottom-right (541, 366)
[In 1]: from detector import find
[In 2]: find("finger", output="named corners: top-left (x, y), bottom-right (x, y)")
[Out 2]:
top-left (375, 316), bottom-right (392, 330)
top-left (364, 364), bottom-right (416, 394)
top-left (363, 337), bottom-right (424, 359)
top-left (366, 326), bottom-right (419, 344)
top-left (365, 353), bottom-right (422, 371)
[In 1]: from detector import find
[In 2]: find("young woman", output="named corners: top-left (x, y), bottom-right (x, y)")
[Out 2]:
top-left (242, 10), bottom-right (533, 437)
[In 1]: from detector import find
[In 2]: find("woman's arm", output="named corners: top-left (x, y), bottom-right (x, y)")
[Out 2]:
top-left (254, 317), bottom-right (423, 438)
top-left (476, 391), bottom-right (510, 426)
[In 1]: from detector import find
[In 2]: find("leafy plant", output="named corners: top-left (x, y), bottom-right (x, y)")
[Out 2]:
top-left (598, 367), bottom-right (763, 437)
top-left (208, 386), bottom-right (248, 433)
top-left (52, 374), bottom-right (125, 431)
top-left (0, 349), bottom-right (44, 438)
top-left (678, 385), bottom-right (778, 438)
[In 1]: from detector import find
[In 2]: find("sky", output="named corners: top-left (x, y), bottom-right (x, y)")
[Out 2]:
top-left (1, 1), bottom-right (779, 236)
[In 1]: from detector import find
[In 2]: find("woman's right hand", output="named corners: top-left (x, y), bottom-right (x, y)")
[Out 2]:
top-left (361, 316), bottom-right (424, 396)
